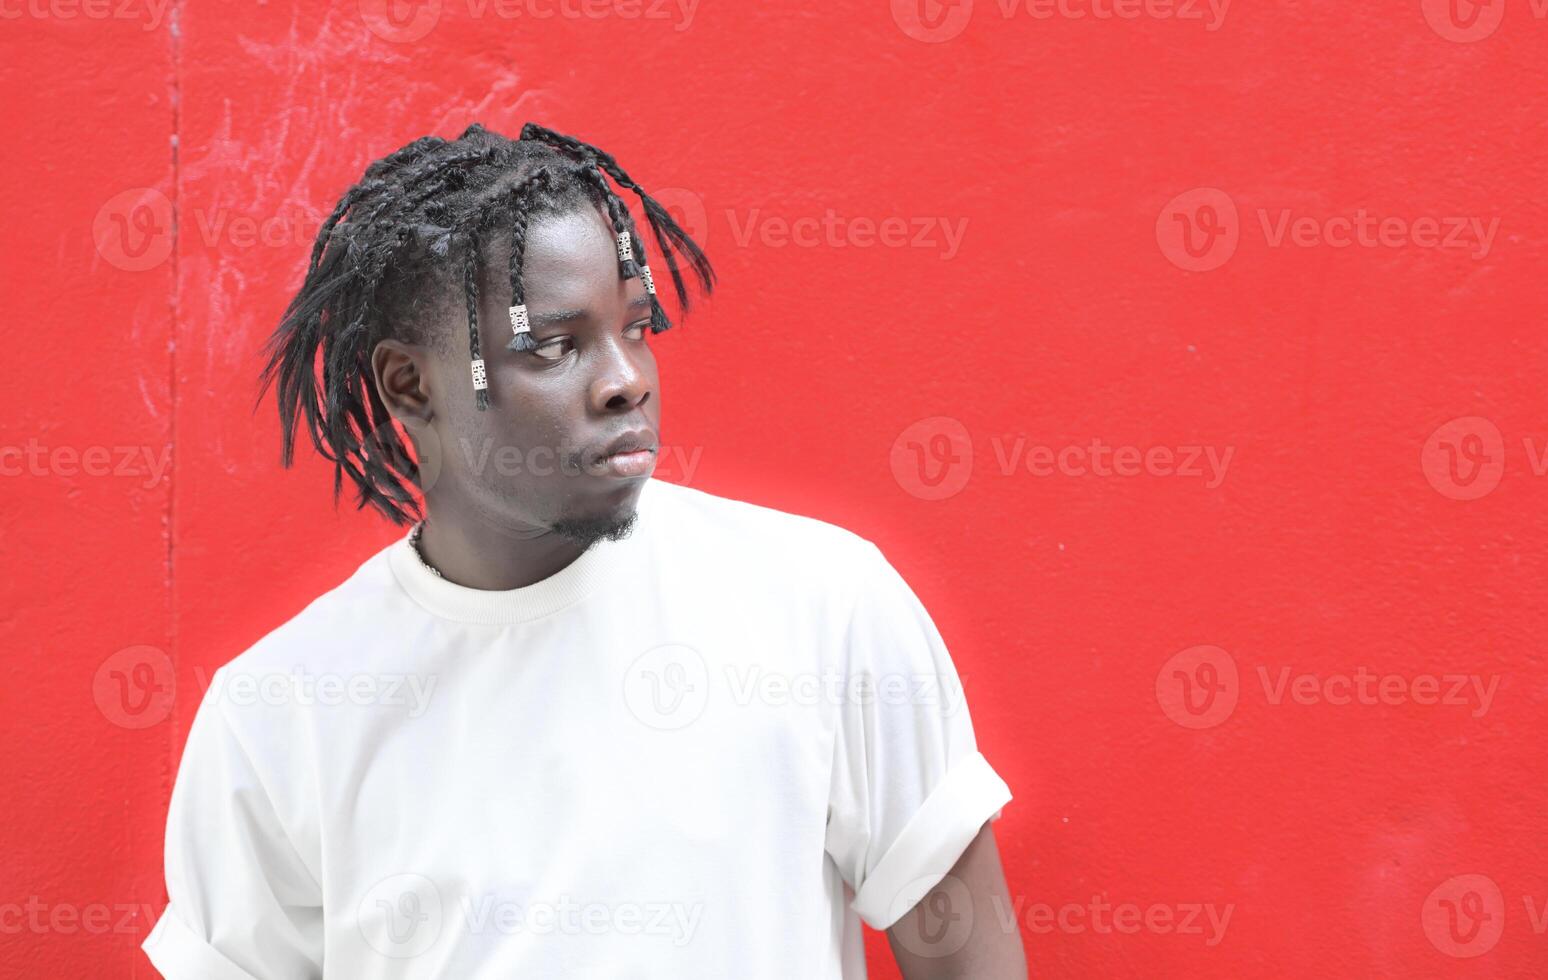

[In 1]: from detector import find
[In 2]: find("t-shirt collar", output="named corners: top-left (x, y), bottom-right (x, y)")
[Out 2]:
top-left (387, 479), bottom-right (655, 625)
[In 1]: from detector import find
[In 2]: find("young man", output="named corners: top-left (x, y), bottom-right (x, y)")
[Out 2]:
top-left (141, 122), bottom-right (1025, 978)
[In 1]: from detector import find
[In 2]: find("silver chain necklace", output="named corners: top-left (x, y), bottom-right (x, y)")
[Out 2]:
top-left (408, 521), bottom-right (444, 579)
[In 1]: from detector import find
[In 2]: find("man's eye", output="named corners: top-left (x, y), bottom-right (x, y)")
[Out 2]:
top-left (624, 321), bottom-right (650, 340)
top-left (532, 338), bottom-right (574, 360)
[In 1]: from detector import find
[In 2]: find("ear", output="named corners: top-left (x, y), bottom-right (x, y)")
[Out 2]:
top-left (371, 339), bottom-right (433, 421)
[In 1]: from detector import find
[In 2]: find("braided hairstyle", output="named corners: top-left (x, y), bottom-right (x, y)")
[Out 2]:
top-left (256, 122), bottom-right (715, 527)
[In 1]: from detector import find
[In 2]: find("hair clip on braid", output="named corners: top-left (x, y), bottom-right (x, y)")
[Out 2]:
top-left (616, 231), bottom-right (640, 279)
top-left (637, 262), bottom-right (672, 334)
top-left (508, 302), bottom-right (535, 352)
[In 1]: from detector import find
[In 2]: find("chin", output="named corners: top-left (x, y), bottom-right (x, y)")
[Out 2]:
top-left (546, 497), bottom-right (641, 548)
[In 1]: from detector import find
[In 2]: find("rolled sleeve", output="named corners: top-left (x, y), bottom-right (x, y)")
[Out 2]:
top-left (850, 751), bottom-right (1011, 928)
top-left (142, 905), bottom-right (265, 980)
top-left (824, 543), bottom-right (1013, 931)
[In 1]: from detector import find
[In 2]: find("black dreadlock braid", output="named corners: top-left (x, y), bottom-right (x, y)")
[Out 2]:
top-left (520, 122), bottom-right (716, 314)
top-left (576, 166), bottom-right (635, 279)
top-left (575, 164), bottom-right (671, 332)
top-left (461, 228), bottom-right (489, 412)
top-left (256, 122), bottom-right (715, 527)
top-left (504, 167), bottom-right (557, 354)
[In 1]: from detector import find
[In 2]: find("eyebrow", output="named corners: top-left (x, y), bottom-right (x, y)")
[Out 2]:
top-left (529, 295), bottom-right (652, 328)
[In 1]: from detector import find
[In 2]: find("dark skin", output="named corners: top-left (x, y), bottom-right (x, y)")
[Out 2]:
top-left (371, 203), bottom-right (1027, 977)
top-left (888, 822), bottom-right (1029, 979)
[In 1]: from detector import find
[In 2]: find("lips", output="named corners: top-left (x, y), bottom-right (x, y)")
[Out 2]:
top-left (593, 430), bottom-right (659, 467)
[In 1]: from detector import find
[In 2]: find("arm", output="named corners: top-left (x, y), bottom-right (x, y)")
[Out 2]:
top-left (888, 821), bottom-right (1027, 980)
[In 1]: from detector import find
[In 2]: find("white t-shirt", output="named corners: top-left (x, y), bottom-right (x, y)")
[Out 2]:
top-left (142, 477), bottom-right (1012, 979)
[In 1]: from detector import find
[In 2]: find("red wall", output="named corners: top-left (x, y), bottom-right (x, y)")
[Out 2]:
top-left (4, 1), bottom-right (1547, 976)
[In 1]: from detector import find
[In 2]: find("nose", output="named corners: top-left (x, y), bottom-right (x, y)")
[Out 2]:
top-left (589, 337), bottom-right (652, 414)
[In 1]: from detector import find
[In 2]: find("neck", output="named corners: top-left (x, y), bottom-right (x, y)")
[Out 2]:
top-left (415, 501), bottom-right (591, 591)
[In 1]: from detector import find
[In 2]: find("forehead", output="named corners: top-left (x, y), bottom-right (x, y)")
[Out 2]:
top-left (519, 206), bottom-right (622, 307)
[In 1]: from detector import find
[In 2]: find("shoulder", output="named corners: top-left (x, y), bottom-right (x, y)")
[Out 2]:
top-left (212, 535), bottom-right (405, 685)
top-left (642, 477), bottom-right (885, 580)
top-left (172, 539), bottom-right (410, 811)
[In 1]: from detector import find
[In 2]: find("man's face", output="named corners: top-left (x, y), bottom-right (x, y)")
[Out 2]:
top-left (413, 204), bottom-right (661, 545)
